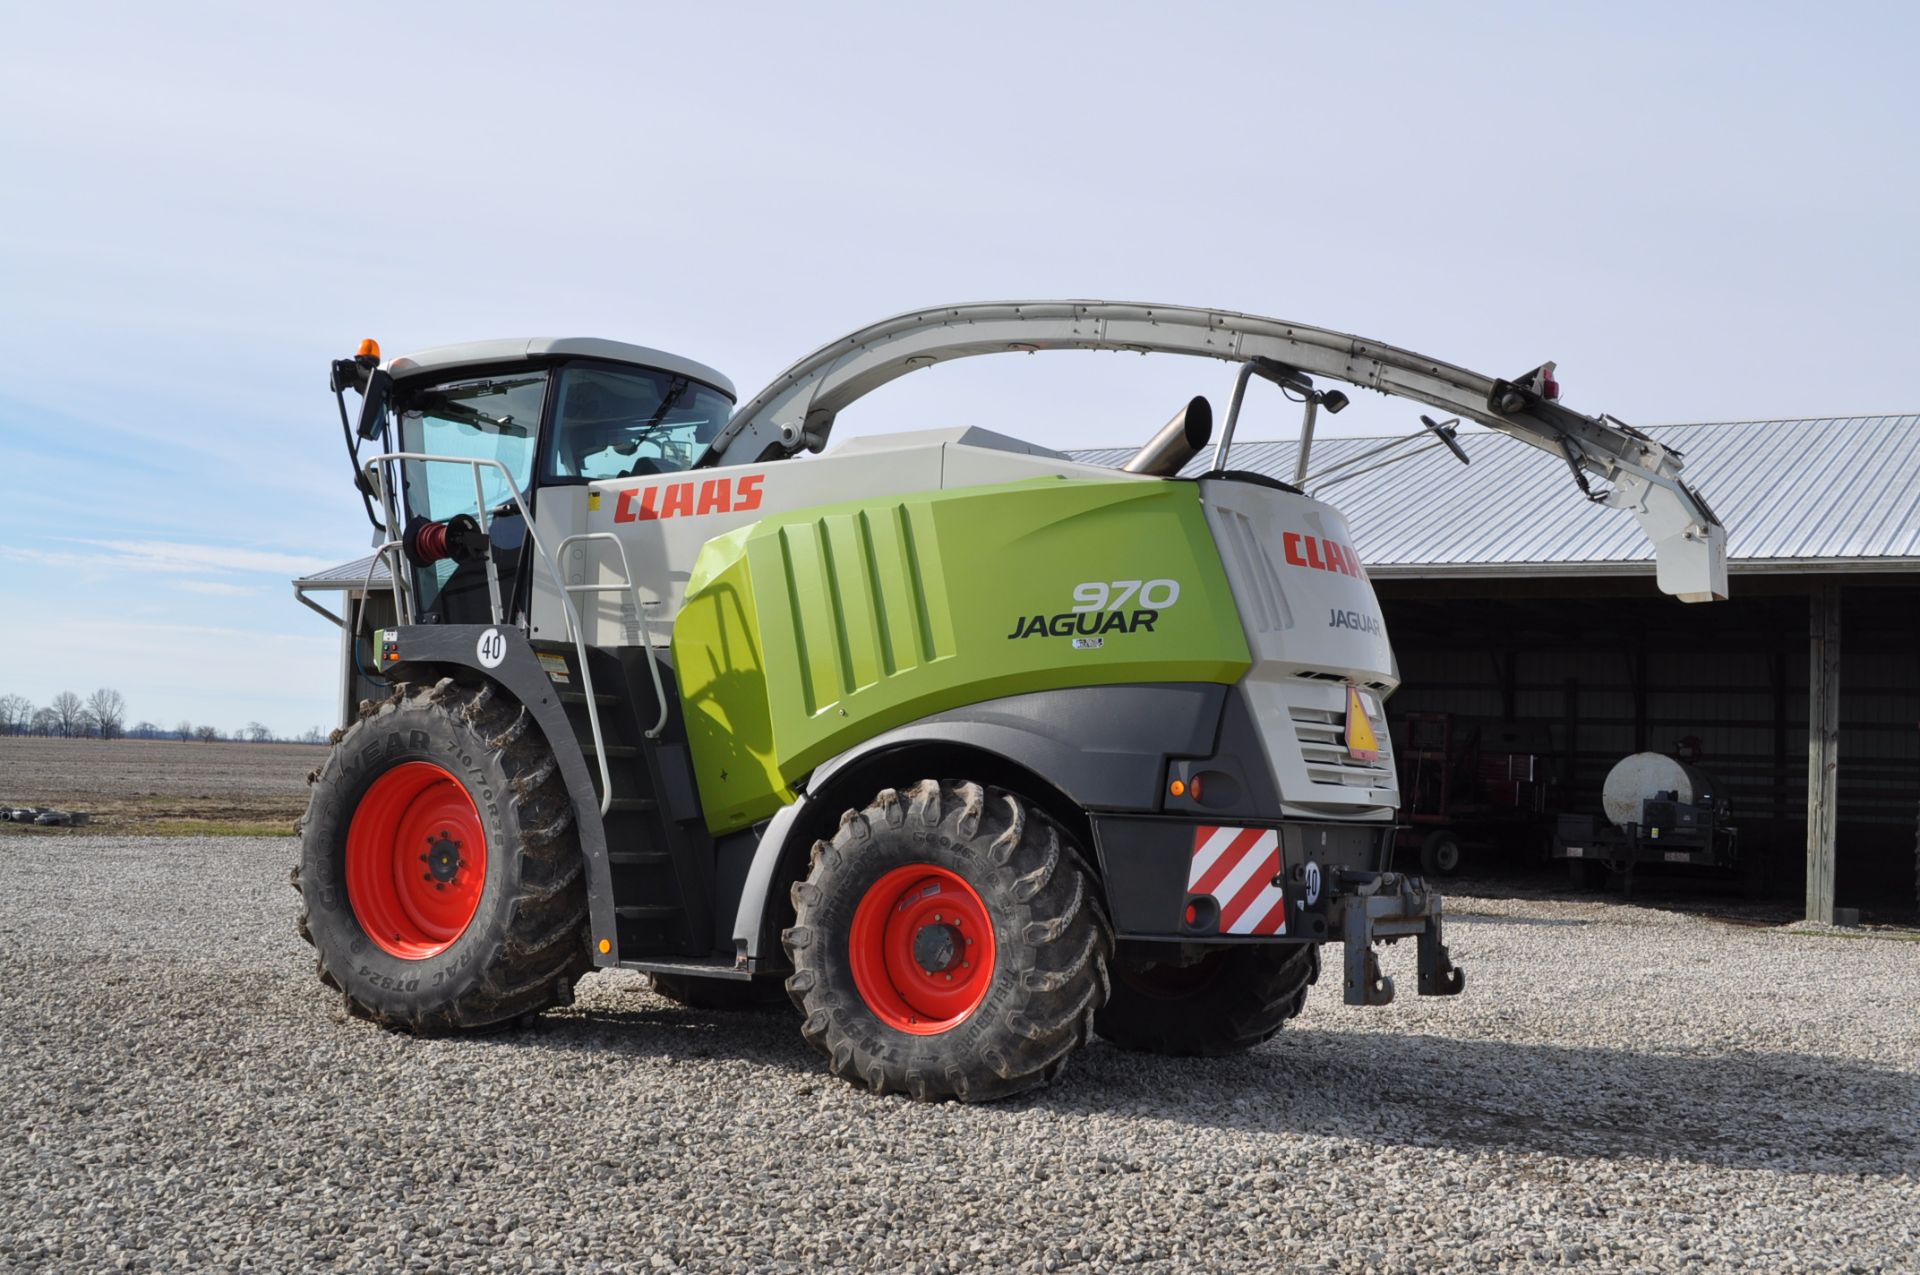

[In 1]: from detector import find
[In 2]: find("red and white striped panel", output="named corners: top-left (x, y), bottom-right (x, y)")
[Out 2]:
top-left (1187, 825), bottom-right (1287, 935)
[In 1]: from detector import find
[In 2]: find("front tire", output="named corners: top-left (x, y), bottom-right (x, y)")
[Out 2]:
top-left (1095, 943), bottom-right (1319, 1057)
top-left (784, 780), bottom-right (1110, 1102)
top-left (296, 678), bottom-right (590, 1032)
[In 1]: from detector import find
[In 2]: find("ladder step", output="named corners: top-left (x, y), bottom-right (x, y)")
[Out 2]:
top-left (606, 797), bottom-right (658, 814)
top-left (581, 742), bottom-right (639, 759)
top-left (558, 690), bottom-right (619, 706)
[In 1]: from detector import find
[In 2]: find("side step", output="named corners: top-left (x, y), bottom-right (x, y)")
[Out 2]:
top-left (620, 956), bottom-right (753, 982)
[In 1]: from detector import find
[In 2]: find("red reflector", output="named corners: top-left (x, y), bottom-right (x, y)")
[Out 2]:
top-left (1184, 904), bottom-right (1197, 925)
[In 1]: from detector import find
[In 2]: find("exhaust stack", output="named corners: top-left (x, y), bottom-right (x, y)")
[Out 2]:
top-left (1123, 396), bottom-right (1213, 477)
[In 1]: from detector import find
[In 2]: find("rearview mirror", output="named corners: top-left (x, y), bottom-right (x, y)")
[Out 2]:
top-left (355, 367), bottom-right (393, 441)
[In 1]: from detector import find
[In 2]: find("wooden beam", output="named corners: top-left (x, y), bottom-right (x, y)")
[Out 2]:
top-left (1806, 583), bottom-right (1842, 924)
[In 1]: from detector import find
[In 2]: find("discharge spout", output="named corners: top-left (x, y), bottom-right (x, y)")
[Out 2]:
top-left (1123, 396), bottom-right (1213, 477)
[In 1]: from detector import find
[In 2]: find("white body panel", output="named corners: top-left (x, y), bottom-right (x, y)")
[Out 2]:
top-left (529, 428), bottom-right (1131, 647)
top-left (1200, 478), bottom-right (1399, 820)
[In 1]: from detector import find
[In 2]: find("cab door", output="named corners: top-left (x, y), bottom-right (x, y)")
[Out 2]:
top-left (393, 371), bottom-right (547, 628)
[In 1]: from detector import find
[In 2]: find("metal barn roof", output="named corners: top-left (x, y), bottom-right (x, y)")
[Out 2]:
top-left (295, 555), bottom-right (391, 590)
top-left (1073, 414), bottom-right (1920, 577)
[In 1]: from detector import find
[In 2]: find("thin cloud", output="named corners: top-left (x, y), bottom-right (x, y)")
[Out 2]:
top-left (172, 579), bottom-right (255, 596)
top-left (76, 539), bottom-right (325, 575)
top-left (0, 538), bottom-right (326, 576)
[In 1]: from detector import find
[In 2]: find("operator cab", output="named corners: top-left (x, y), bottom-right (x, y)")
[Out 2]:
top-left (344, 338), bottom-right (734, 628)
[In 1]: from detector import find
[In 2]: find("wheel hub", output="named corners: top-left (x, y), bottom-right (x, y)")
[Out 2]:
top-left (912, 922), bottom-right (963, 975)
top-left (421, 833), bottom-right (465, 887)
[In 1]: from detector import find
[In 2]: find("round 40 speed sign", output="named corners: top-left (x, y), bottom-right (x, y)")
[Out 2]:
top-left (476, 627), bottom-right (507, 669)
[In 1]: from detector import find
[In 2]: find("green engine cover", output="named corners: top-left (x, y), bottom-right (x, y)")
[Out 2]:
top-left (672, 476), bottom-right (1252, 833)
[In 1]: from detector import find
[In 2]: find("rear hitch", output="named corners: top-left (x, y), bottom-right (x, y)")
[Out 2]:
top-left (1330, 870), bottom-right (1467, 1007)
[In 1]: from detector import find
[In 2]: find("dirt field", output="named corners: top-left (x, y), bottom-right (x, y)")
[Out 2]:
top-left (0, 737), bottom-right (326, 835)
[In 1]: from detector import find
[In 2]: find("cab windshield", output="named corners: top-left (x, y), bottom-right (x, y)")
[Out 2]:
top-left (544, 364), bottom-right (734, 482)
top-left (396, 373), bottom-right (544, 518)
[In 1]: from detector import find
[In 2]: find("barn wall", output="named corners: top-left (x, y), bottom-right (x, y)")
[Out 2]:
top-left (1377, 582), bottom-right (1918, 909)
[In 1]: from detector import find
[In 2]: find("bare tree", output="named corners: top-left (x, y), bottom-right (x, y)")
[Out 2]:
top-left (86, 688), bottom-right (127, 740)
top-left (49, 691), bottom-right (86, 738)
top-left (175, 719), bottom-right (195, 741)
top-left (0, 694), bottom-right (30, 736)
top-left (193, 724), bottom-right (219, 743)
top-left (298, 725), bottom-right (326, 744)
top-left (132, 721), bottom-right (160, 739)
top-left (30, 707), bottom-right (58, 736)
top-left (75, 710), bottom-right (99, 738)
top-left (244, 721), bottom-right (273, 743)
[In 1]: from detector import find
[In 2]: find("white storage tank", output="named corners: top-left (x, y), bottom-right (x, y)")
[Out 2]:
top-left (1601, 753), bottom-right (1720, 829)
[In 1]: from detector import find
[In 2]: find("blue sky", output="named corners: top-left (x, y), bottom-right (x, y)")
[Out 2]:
top-left (2, 2), bottom-right (1915, 735)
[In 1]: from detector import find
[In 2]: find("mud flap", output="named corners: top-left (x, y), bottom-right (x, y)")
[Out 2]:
top-left (1330, 871), bottom-right (1465, 1006)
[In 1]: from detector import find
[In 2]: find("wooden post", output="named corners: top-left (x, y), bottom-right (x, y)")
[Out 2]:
top-left (1805, 583), bottom-right (1841, 924)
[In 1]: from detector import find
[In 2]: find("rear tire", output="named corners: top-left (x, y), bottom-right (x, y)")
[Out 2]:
top-left (1095, 943), bottom-right (1319, 1057)
top-left (296, 678), bottom-right (590, 1032)
top-left (784, 780), bottom-right (1110, 1102)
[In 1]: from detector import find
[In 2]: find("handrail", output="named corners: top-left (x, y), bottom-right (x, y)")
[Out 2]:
top-left (555, 531), bottom-right (672, 740)
top-left (351, 538), bottom-right (406, 649)
top-left (1210, 361), bottom-right (1258, 474)
top-left (358, 452), bottom-right (616, 816)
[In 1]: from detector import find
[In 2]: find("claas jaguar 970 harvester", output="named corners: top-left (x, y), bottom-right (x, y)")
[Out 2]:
top-left (298, 301), bottom-right (1726, 1101)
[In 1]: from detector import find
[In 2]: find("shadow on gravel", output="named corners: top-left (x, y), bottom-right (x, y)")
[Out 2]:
top-left (486, 999), bottom-right (1917, 1176)
top-left (1439, 866), bottom-right (1812, 928)
top-left (1046, 1030), bottom-right (1920, 1176)
top-left (489, 1002), bottom-right (819, 1076)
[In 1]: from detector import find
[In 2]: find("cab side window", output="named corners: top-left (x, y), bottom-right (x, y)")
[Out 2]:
top-left (545, 365), bottom-right (734, 483)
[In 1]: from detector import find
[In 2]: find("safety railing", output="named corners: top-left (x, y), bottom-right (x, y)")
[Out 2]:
top-left (554, 532), bottom-right (671, 740)
top-left (359, 453), bottom-right (616, 816)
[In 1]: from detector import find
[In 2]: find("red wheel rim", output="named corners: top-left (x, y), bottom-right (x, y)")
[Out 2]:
top-left (848, 864), bottom-right (998, 1035)
top-left (346, 762), bottom-right (487, 960)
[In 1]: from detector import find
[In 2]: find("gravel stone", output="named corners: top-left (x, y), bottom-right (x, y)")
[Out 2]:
top-left (1, 837), bottom-right (1915, 1272)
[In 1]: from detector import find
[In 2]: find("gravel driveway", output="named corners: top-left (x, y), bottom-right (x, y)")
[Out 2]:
top-left (3, 836), bottom-right (1915, 1273)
